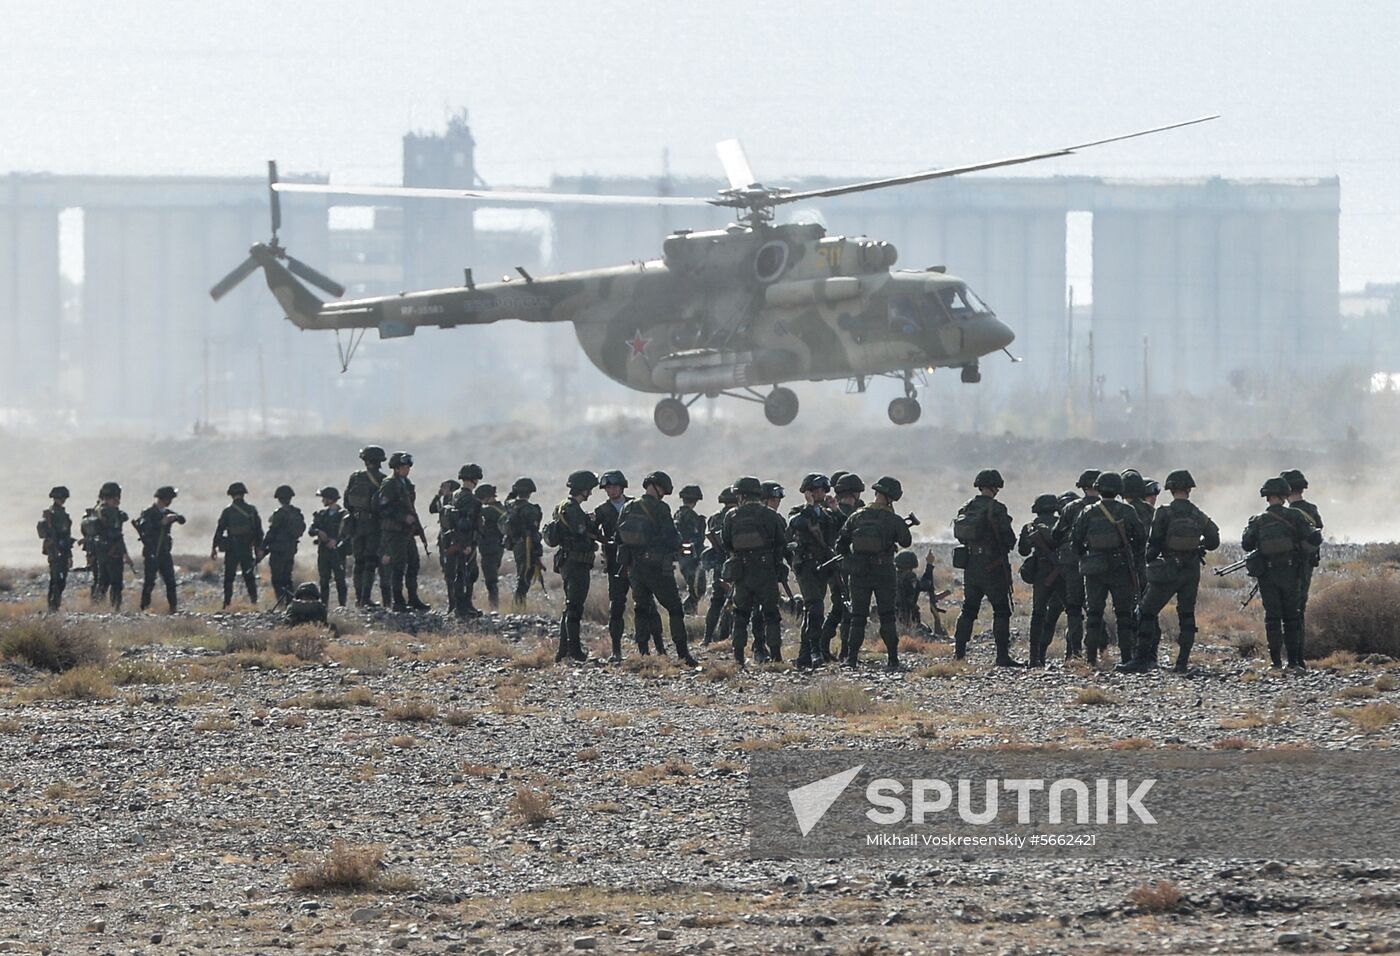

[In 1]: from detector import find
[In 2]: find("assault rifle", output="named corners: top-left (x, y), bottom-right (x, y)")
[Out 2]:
top-left (1213, 551), bottom-right (1257, 576)
top-left (816, 512), bottom-right (921, 573)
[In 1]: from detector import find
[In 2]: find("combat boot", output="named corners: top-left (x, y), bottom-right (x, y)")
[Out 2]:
top-left (569, 627), bottom-right (589, 663)
top-left (1173, 633), bottom-right (1194, 674)
top-left (674, 633), bottom-right (697, 667)
top-left (844, 635), bottom-right (864, 669)
top-left (993, 620), bottom-right (1023, 667)
top-left (554, 622), bottom-right (570, 663)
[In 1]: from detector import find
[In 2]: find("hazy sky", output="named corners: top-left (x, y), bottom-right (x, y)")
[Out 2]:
top-left (4, 0), bottom-right (1398, 284)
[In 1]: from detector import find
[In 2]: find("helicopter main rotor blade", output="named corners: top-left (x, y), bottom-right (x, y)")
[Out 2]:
top-left (772, 114), bottom-right (1220, 205)
top-left (209, 255), bottom-right (259, 301)
top-left (273, 182), bottom-right (713, 208)
top-left (268, 160), bottom-right (282, 236)
top-left (715, 139), bottom-right (757, 189)
top-left (285, 255), bottom-right (346, 298)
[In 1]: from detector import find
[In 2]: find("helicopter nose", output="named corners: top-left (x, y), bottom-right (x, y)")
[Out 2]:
top-left (963, 314), bottom-right (1015, 356)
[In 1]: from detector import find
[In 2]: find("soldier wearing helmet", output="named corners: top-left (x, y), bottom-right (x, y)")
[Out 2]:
top-left (950, 469), bottom-right (1020, 666)
top-left (593, 470), bottom-right (636, 659)
top-left (1242, 475), bottom-right (1321, 669)
top-left (263, 485), bottom-right (306, 609)
top-left (824, 472), bottom-right (867, 660)
top-left (1070, 471), bottom-right (1146, 666)
top-left (136, 485), bottom-right (186, 613)
top-left (285, 581), bottom-right (328, 628)
top-left (475, 483), bottom-right (507, 610)
top-left (309, 486), bottom-right (349, 608)
top-left (617, 471), bottom-right (696, 664)
top-left (787, 473), bottom-right (840, 667)
top-left (37, 486), bottom-right (74, 611)
top-left (1017, 492), bottom-right (1068, 667)
top-left (212, 481), bottom-right (263, 608)
top-left (722, 475), bottom-right (790, 666)
top-left (893, 548), bottom-right (938, 640)
top-left (674, 484), bottom-right (707, 614)
top-left (375, 452), bottom-right (424, 612)
top-left (1120, 468), bottom-right (1220, 674)
top-left (429, 478), bottom-right (462, 613)
top-left (1120, 470), bottom-right (1153, 599)
top-left (502, 477), bottom-right (544, 609)
top-left (444, 464), bottom-right (486, 617)
top-left (86, 481), bottom-right (130, 609)
top-left (1049, 469), bottom-right (1103, 658)
top-left (834, 475), bottom-right (912, 671)
top-left (701, 485), bottom-right (739, 648)
top-left (1281, 468), bottom-right (1323, 647)
top-left (344, 445), bottom-right (389, 607)
top-left (551, 471), bottom-right (602, 663)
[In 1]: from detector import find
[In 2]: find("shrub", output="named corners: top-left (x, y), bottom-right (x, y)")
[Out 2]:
top-left (509, 785), bottom-right (554, 825)
top-left (1331, 702), bottom-right (1399, 733)
top-left (1229, 633), bottom-right (1263, 660)
top-left (383, 699), bottom-right (437, 723)
top-left (289, 841), bottom-right (386, 892)
top-left (916, 661), bottom-right (968, 679)
top-left (1127, 880), bottom-right (1184, 913)
top-left (0, 619), bottom-right (108, 672)
top-left (269, 627), bottom-right (327, 662)
top-left (108, 660), bottom-right (176, 686)
top-left (1073, 687), bottom-right (1118, 707)
top-left (39, 666), bottom-right (114, 700)
top-left (1307, 576), bottom-right (1400, 659)
top-left (772, 682), bottom-right (878, 716)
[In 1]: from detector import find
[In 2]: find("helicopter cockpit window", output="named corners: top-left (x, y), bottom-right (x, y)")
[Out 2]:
top-left (889, 297), bottom-right (923, 334)
top-left (927, 284), bottom-right (986, 321)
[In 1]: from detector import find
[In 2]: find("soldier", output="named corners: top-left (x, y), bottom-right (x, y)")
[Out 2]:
top-left (1051, 470), bottom-right (1101, 658)
top-left (1242, 476), bottom-right (1322, 669)
top-left (450, 464), bottom-right (485, 617)
top-left (787, 473), bottom-right (839, 667)
top-left (1071, 471), bottom-right (1146, 666)
top-left (263, 485), bottom-right (306, 608)
top-left (1144, 478), bottom-right (1162, 509)
top-left (399, 462), bottom-right (430, 612)
top-left (375, 452), bottom-right (420, 612)
top-left (37, 486), bottom-right (74, 612)
top-left (894, 549), bottom-right (937, 638)
top-left (344, 445), bottom-right (388, 607)
top-left (476, 483), bottom-right (507, 611)
top-left (1017, 494), bottom-right (1068, 667)
top-left (594, 470), bottom-right (633, 660)
top-left (617, 472), bottom-right (697, 664)
top-left (1120, 469), bottom-right (1220, 673)
top-left (212, 482), bottom-right (263, 607)
top-left (502, 478), bottom-right (544, 608)
top-left (701, 485), bottom-right (737, 647)
top-left (1281, 469), bottom-right (1323, 644)
top-left (722, 475), bottom-right (788, 666)
top-left (285, 582), bottom-right (328, 627)
top-left (834, 476), bottom-right (911, 671)
top-left (92, 481), bottom-right (130, 609)
top-left (823, 472), bottom-right (866, 661)
top-left (430, 478), bottom-right (462, 613)
top-left (950, 469), bottom-right (1020, 666)
top-left (675, 485), bottom-right (707, 613)
top-left (1121, 470), bottom-right (1153, 598)
top-left (309, 486), bottom-right (349, 608)
top-left (551, 470), bottom-right (600, 663)
top-left (136, 486), bottom-right (186, 612)
top-left (79, 501), bottom-right (101, 601)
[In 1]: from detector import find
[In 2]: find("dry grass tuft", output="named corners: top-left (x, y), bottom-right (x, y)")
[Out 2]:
top-left (1228, 632), bottom-right (1263, 659)
top-left (1331, 702), bottom-right (1400, 733)
top-left (510, 642), bottom-right (556, 670)
top-left (193, 716), bottom-right (238, 732)
top-left (29, 665), bottom-right (114, 701)
top-left (327, 643), bottom-right (390, 675)
top-left (443, 710), bottom-right (474, 727)
top-left (509, 785), bottom-right (554, 826)
top-left (1127, 880), bottom-right (1184, 913)
top-left (288, 840), bottom-right (413, 893)
top-left (916, 660), bottom-right (969, 679)
top-left (1073, 687), bottom-right (1118, 707)
top-left (698, 660), bottom-right (738, 682)
top-left (461, 635), bottom-right (515, 660)
top-left (0, 618), bottom-right (108, 672)
top-left (1109, 737), bottom-right (1154, 751)
top-left (622, 655), bottom-right (681, 678)
top-left (383, 699), bottom-right (438, 723)
top-left (388, 734), bottom-right (418, 748)
top-left (1213, 736), bottom-right (1250, 750)
top-left (1340, 685), bottom-right (1380, 700)
top-left (1308, 575), bottom-right (1400, 659)
top-left (622, 758), bottom-right (698, 786)
top-left (267, 626), bottom-right (328, 662)
top-left (108, 660), bottom-right (177, 686)
top-left (1376, 673), bottom-right (1398, 693)
top-left (772, 682), bottom-right (878, 716)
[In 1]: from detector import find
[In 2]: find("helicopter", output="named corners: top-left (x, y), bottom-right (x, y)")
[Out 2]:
top-left (211, 115), bottom-right (1216, 435)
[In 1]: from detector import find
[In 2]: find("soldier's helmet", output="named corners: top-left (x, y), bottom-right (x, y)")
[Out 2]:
top-left (274, 484), bottom-right (295, 501)
top-left (679, 484), bottom-right (703, 501)
top-left (834, 473), bottom-right (865, 495)
top-left (359, 445), bottom-right (387, 463)
top-left (458, 463), bottom-right (483, 482)
top-left (318, 485), bottom-right (340, 500)
top-left (1059, 490), bottom-right (1081, 506)
top-left (894, 549), bottom-right (919, 571)
top-left (600, 470), bottom-right (628, 489)
top-left (974, 468), bottom-right (1005, 489)
top-left (760, 481), bottom-right (785, 500)
top-left (567, 470), bottom-right (600, 493)
top-left (717, 486), bottom-right (738, 505)
top-left (829, 470), bottom-right (850, 488)
top-left (441, 479), bottom-right (461, 494)
top-left (100, 481), bottom-right (122, 499)
top-left (799, 473), bottom-right (830, 494)
top-left (1076, 469), bottom-right (1101, 489)
top-left (226, 481), bottom-right (248, 496)
top-left (1144, 479), bottom-right (1161, 498)
top-left (1120, 470), bottom-right (1147, 498)
top-left (1093, 471), bottom-right (1123, 496)
top-left (872, 476), bottom-right (904, 501)
top-left (49, 486), bottom-right (70, 500)
top-left (1163, 469), bottom-right (1196, 491)
top-left (1280, 468), bottom-right (1308, 492)
top-left (1032, 493), bottom-right (1061, 514)
top-left (388, 451), bottom-right (414, 469)
top-left (155, 486), bottom-right (178, 500)
top-left (475, 483), bottom-right (497, 500)
top-left (643, 471), bottom-right (674, 494)
top-left (511, 477), bottom-right (536, 496)
top-left (1260, 476), bottom-right (1292, 498)
top-left (733, 475), bottom-right (764, 498)
top-left (294, 582), bottom-right (321, 602)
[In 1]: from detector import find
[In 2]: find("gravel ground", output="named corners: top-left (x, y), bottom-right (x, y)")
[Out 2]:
top-left (0, 563), bottom-right (1397, 955)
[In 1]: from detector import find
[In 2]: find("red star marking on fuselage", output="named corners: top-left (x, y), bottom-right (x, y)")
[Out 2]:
top-left (626, 330), bottom-right (650, 356)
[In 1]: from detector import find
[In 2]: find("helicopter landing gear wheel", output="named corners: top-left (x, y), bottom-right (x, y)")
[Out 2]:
top-left (888, 396), bottom-right (922, 425)
top-left (654, 397), bottom-right (690, 437)
top-left (764, 387), bottom-right (799, 426)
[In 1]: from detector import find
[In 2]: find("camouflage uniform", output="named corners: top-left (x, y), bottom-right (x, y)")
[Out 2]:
top-left (430, 481), bottom-right (462, 613)
top-left (951, 472), bottom-right (1019, 665)
top-left (1070, 473), bottom-right (1146, 665)
top-left (344, 447), bottom-right (388, 606)
top-left (894, 552), bottom-right (936, 638)
top-left (37, 490), bottom-right (74, 612)
top-left (722, 477), bottom-right (789, 665)
top-left (594, 474), bottom-right (634, 659)
top-left (1017, 496), bottom-right (1068, 667)
top-left (92, 488), bottom-right (129, 610)
top-left (822, 473), bottom-right (866, 660)
top-left (502, 480), bottom-right (544, 608)
top-left (701, 492), bottom-right (735, 646)
top-left (263, 488), bottom-right (305, 607)
top-left (136, 488), bottom-right (185, 612)
top-left (1242, 477), bottom-right (1323, 669)
top-left (618, 473), bottom-right (695, 663)
top-left (447, 468), bottom-right (485, 616)
top-left (476, 487), bottom-right (507, 610)
top-left (834, 476), bottom-right (912, 671)
top-left (213, 486), bottom-right (262, 607)
top-left (1121, 470), bottom-right (1154, 599)
top-left (375, 461), bottom-right (417, 611)
top-left (674, 489), bottom-right (707, 612)
top-left (79, 505), bottom-right (101, 601)
top-left (309, 493), bottom-right (349, 608)
top-left (1050, 471), bottom-right (1102, 658)
top-left (285, 583), bottom-right (328, 627)
top-left (1282, 469), bottom-right (1323, 645)
top-left (552, 471), bottom-right (600, 663)
top-left (787, 474), bottom-right (840, 666)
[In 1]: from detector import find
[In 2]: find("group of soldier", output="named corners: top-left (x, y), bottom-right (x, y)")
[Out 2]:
top-left (36, 451), bottom-right (1325, 674)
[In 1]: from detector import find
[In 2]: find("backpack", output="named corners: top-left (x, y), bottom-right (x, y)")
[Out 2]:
top-left (728, 506), bottom-right (769, 552)
top-left (952, 505), bottom-right (985, 544)
top-left (1255, 513), bottom-right (1296, 557)
top-left (1164, 510), bottom-right (1203, 553)
top-left (224, 503), bottom-right (255, 537)
top-left (618, 498), bottom-right (656, 548)
top-left (543, 505), bottom-right (565, 548)
top-left (847, 510), bottom-right (887, 555)
top-left (134, 510), bottom-right (161, 546)
top-left (345, 471), bottom-right (379, 511)
top-left (1085, 503), bottom-right (1124, 552)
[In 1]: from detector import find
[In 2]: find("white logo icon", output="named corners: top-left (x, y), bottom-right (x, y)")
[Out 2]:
top-left (787, 765), bottom-right (863, 837)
